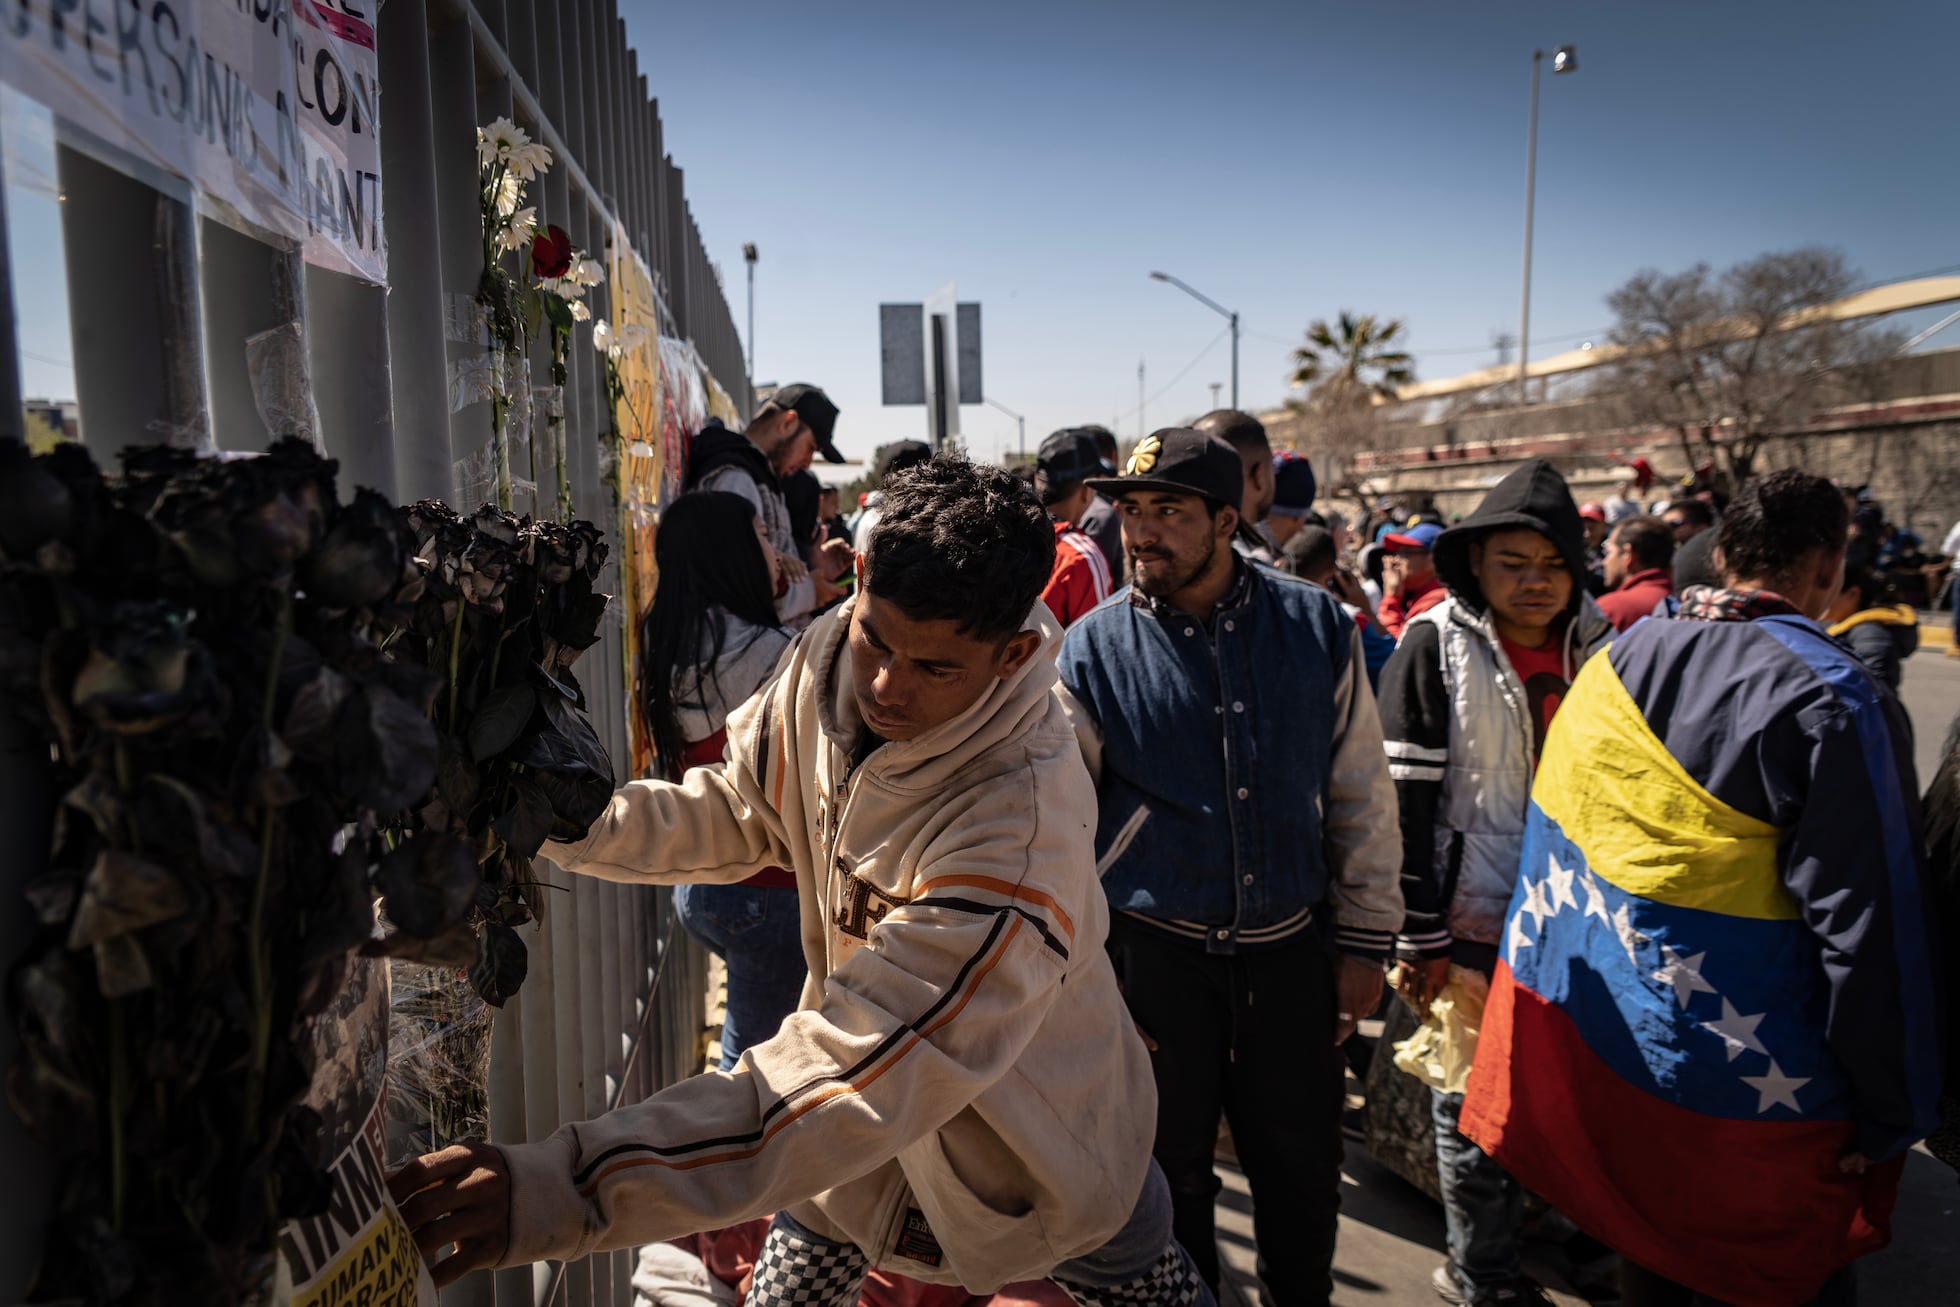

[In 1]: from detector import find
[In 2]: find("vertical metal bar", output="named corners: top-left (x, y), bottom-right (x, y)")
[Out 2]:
top-left (198, 222), bottom-right (311, 450)
top-left (305, 265), bottom-right (399, 500)
top-left (58, 150), bottom-right (208, 456)
top-left (575, 875), bottom-right (612, 1307)
top-left (505, 0), bottom-right (538, 93)
top-left (0, 143), bottom-right (22, 440)
top-left (549, 862), bottom-right (592, 1305)
top-left (378, 0), bottom-right (458, 502)
top-left (428, 9), bottom-right (491, 504)
top-left (487, 991), bottom-right (529, 1304)
top-left (518, 888), bottom-right (560, 1306)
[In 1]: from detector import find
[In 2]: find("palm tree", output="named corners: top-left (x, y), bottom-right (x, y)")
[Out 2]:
top-left (1288, 312), bottom-right (1415, 406)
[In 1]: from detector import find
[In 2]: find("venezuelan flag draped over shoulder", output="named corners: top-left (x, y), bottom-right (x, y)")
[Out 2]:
top-left (1462, 614), bottom-right (1940, 1307)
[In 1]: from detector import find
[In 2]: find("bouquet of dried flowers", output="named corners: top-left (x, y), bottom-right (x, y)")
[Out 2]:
top-left (368, 499), bottom-right (613, 1006)
top-left (0, 438), bottom-right (445, 1304)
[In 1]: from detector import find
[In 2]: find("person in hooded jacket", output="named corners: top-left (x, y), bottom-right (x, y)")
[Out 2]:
top-left (1377, 459), bottom-right (1614, 1307)
top-left (1824, 565), bottom-right (1919, 692)
top-left (390, 458), bottom-right (1209, 1307)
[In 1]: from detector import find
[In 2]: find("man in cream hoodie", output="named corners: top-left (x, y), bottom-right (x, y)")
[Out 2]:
top-left (390, 459), bottom-right (1207, 1307)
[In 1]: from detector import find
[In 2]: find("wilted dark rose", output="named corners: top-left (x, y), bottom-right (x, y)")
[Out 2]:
top-left (69, 602), bottom-right (208, 736)
top-left (452, 532), bottom-right (516, 611)
top-left (531, 225), bottom-right (574, 280)
top-left (470, 504), bottom-right (521, 547)
top-left (303, 488), bottom-right (413, 608)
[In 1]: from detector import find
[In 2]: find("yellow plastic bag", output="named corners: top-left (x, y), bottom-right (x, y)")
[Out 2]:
top-left (1390, 965), bottom-right (1490, 1095)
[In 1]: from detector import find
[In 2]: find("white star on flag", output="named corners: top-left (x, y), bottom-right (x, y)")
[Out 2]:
top-left (1545, 852), bottom-right (1579, 914)
top-left (1740, 1059), bottom-right (1809, 1113)
top-left (1519, 877), bottom-right (1552, 930)
top-left (1581, 872), bottom-right (1613, 926)
top-left (1612, 902), bottom-right (1650, 967)
top-left (1702, 998), bottom-right (1769, 1062)
top-left (1508, 913), bottom-right (1534, 963)
top-left (1651, 945), bottom-right (1718, 1010)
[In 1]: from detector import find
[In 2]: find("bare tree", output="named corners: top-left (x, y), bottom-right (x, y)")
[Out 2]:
top-left (1602, 247), bottom-right (1890, 491)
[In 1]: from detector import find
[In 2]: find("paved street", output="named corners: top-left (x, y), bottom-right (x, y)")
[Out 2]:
top-left (1215, 643), bottom-right (1960, 1307)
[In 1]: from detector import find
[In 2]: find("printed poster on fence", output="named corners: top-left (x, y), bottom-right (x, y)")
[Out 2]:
top-left (1, 0), bottom-right (386, 283)
top-left (276, 955), bottom-right (435, 1307)
top-left (608, 222), bottom-right (666, 775)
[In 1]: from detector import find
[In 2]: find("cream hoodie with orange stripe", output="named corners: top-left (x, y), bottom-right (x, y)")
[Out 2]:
top-left (511, 598), bottom-right (1156, 1291)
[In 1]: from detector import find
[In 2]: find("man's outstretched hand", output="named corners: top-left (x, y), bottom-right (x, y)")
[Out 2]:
top-left (388, 1142), bottom-right (513, 1289)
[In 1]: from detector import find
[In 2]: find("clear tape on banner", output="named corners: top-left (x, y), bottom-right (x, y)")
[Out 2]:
top-left (385, 960), bottom-right (492, 1154)
top-left (449, 355), bottom-right (497, 413)
top-left (452, 443), bottom-right (537, 513)
top-left (445, 293), bottom-right (487, 345)
top-left (245, 321), bottom-right (324, 450)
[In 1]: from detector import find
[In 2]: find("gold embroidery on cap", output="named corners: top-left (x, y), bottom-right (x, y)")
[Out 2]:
top-left (1127, 434), bottom-right (1162, 475)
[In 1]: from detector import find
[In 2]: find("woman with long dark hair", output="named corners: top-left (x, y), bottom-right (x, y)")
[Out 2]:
top-left (639, 491), bottom-right (801, 1069)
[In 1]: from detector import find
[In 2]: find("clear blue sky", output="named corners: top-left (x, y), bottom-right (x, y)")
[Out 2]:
top-left (623, 0), bottom-right (1960, 465)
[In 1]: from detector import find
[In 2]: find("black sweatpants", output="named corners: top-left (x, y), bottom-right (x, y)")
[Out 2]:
top-left (1105, 915), bottom-right (1347, 1307)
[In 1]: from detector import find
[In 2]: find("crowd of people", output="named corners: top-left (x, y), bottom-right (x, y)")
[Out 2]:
top-left (390, 387), bottom-right (1959, 1307)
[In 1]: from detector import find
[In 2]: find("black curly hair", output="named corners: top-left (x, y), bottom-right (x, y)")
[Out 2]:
top-left (1715, 468), bottom-right (1848, 591)
top-left (864, 457), bottom-right (1055, 642)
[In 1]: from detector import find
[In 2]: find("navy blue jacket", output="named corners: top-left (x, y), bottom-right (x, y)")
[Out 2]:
top-left (1058, 564), bottom-right (1403, 957)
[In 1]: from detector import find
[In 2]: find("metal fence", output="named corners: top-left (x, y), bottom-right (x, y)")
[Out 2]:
top-left (0, 1), bottom-right (750, 1302)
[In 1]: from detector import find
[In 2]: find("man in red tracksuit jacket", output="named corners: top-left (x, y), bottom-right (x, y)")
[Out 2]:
top-left (1036, 428), bottom-right (1115, 626)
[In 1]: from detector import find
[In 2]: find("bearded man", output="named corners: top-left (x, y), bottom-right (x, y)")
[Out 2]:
top-left (1057, 428), bottom-right (1402, 1307)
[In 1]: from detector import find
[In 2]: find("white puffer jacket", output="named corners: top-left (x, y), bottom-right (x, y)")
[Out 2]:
top-left (1385, 595), bottom-right (1613, 952)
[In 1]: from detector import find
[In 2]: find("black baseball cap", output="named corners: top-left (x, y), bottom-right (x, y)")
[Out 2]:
top-left (1036, 428), bottom-right (1103, 483)
top-left (875, 440), bottom-right (932, 480)
top-left (1086, 427), bottom-right (1244, 511)
top-left (771, 383), bottom-right (843, 464)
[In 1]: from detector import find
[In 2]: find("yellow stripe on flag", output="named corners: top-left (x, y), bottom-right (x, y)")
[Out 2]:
top-left (1533, 655), bottom-right (1795, 921)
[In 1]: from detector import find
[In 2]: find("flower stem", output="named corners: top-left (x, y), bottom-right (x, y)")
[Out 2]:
top-left (240, 590), bottom-right (292, 1147)
top-left (108, 997), bottom-right (127, 1231)
top-left (446, 594), bottom-right (467, 729)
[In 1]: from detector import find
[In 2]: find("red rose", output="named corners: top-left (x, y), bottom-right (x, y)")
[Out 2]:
top-left (531, 225), bottom-right (573, 279)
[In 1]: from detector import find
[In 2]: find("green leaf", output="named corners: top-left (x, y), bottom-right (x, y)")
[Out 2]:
top-left (467, 684), bottom-right (536, 762)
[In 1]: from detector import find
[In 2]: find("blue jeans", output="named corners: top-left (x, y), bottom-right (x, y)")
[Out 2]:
top-left (1431, 1089), bottom-right (1523, 1294)
top-left (675, 882), bottom-right (806, 1071)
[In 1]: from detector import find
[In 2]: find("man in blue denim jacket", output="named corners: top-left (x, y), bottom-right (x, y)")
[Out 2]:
top-left (1058, 428), bottom-right (1403, 1307)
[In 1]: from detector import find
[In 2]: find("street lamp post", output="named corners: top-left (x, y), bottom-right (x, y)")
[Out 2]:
top-left (1149, 270), bottom-right (1240, 409)
top-left (982, 396), bottom-right (1026, 464)
top-left (1518, 45), bottom-right (1577, 408)
top-left (742, 242), bottom-right (758, 387)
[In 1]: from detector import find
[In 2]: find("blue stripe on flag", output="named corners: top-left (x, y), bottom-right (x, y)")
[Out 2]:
top-left (1509, 805), bottom-right (1852, 1123)
top-left (1751, 615), bottom-right (1941, 1114)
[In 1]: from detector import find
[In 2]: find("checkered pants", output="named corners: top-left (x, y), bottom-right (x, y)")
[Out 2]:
top-left (745, 1215), bottom-right (1210, 1307)
top-left (1053, 1243), bottom-right (1211, 1307)
top-left (747, 1218), bottom-right (871, 1307)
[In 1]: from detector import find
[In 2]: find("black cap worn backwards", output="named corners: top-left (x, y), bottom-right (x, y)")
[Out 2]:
top-left (1085, 427), bottom-right (1244, 511)
top-left (1036, 428), bottom-right (1104, 484)
top-left (770, 382), bottom-right (843, 464)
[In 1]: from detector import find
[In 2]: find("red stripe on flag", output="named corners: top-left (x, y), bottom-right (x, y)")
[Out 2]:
top-left (1462, 963), bottom-right (1899, 1307)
